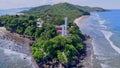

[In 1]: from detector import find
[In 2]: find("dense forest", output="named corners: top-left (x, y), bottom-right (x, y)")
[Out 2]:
top-left (0, 3), bottom-right (105, 67)
top-left (22, 3), bottom-right (90, 25)
top-left (22, 3), bottom-right (106, 25)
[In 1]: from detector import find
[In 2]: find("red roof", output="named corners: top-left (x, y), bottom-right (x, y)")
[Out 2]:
top-left (57, 30), bottom-right (62, 33)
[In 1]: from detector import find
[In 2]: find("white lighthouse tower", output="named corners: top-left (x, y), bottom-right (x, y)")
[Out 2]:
top-left (65, 17), bottom-right (68, 36)
top-left (62, 25), bottom-right (65, 36)
top-left (61, 17), bottom-right (68, 37)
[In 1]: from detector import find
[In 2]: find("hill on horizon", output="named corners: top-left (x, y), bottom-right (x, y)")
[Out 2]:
top-left (21, 3), bottom-right (106, 25)
top-left (22, 3), bottom-right (106, 14)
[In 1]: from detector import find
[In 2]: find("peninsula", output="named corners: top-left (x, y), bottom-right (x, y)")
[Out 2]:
top-left (0, 3), bottom-right (106, 68)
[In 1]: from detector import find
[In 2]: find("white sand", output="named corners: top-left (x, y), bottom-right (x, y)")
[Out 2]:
top-left (74, 15), bottom-right (89, 26)
top-left (101, 30), bottom-right (120, 54)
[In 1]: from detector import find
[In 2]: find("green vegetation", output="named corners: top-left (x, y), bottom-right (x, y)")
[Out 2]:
top-left (22, 3), bottom-right (106, 25)
top-left (31, 24), bottom-right (85, 64)
top-left (0, 2), bottom-right (103, 66)
top-left (0, 15), bottom-right (37, 35)
top-left (22, 3), bottom-right (90, 25)
top-left (75, 5), bottom-right (107, 12)
top-left (32, 30), bottom-right (85, 64)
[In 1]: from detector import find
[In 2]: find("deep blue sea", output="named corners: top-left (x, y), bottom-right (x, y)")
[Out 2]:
top-left (79, 10), bottom-right (120, 68)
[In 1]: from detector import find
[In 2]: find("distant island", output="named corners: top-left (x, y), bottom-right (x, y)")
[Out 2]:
top-left (0, 3), bottom-right (106, 68)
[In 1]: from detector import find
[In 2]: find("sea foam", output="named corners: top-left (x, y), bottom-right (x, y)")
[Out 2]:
top-left (97, 14), bottom-right (107, 29)
top-left (0, 47), bottom-right (31, 60)
top-left (101, 63), bottom-right (111, 68)
top-left (101, 30), bottom-right (120, 54)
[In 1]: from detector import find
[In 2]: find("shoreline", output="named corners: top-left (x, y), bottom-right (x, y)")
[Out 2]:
top-left (0, 15), bottom-right (92, 68)
top-left (74, 15), bottom-right (94, 68)
top-left (0, 27), bottom-right (39, 68)
top-left (74, 15), bottom-right (89, 26)
top-left (0, 27), bottom-right (33, 44)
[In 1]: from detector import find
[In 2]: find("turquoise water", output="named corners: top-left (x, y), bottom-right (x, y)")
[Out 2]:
top-left (79, 10), bottom-right (120, 68)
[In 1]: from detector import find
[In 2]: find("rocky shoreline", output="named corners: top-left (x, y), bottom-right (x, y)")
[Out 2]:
top-left (0, 15), bottom-right (93, 68)
top-left (0, 27), bottom-right (38, 68)
top-left (0, 28), bottom-right (87, 68)
top-left (74, 16), bottom-right (93, 68)
top-left (0, 27), bottom-right (32, 55)
top-left (83, 37), bottom-right (93, 68)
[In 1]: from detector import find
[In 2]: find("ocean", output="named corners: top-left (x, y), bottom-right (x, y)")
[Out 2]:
top-left (79, 10), bottom-right (120, 68)
top-left (1, 8), bottom-right (120, 68)
top-left (0, 8), bottom-right (29, 16)
top-left (0, 8), bottom-right (36, 68)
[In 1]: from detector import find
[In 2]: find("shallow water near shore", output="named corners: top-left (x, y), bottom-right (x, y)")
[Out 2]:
top-left (79, 10), bottom-right (120, 68)
top-left (0, 31), bottom-right (35, 68)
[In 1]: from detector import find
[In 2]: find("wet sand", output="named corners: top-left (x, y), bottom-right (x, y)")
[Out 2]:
top-left (83, 38), bottom-right (93, 68)
top-left (74, 15), bottom-right (94, 68)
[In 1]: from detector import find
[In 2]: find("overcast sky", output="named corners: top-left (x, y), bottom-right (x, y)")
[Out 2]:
top-left (0, 0), bottom-right (120, 9)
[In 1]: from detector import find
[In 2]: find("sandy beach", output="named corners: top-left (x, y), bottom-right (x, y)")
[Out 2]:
top-left (73, 10), bottom-right (120, 68)
top-left (74, 15), bottom-right (93, 68)
top-left (74, 15), bottom-right (89, 26)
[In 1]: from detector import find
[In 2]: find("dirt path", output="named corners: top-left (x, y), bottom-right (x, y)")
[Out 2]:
top-left (62, 52), bottom-right (67, 62)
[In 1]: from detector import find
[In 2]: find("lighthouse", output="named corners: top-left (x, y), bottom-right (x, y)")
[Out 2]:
top-left (61, 17), bottom-right (68, 37)
top-left (62, 25), bottom-right (65, 36)
top-left (65, 17), bottom-right (68, 36)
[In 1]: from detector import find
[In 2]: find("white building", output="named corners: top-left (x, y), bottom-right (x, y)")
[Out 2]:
top-left (36, 18), bottom-right (43, 27)
top-left (61, 17), bottom-right (68, 36)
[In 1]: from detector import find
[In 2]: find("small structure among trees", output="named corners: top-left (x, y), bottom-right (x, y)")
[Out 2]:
top-left (56, 17), bottom-right (69, 37)
top-left (36, 18), bottom-right (43, 27)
